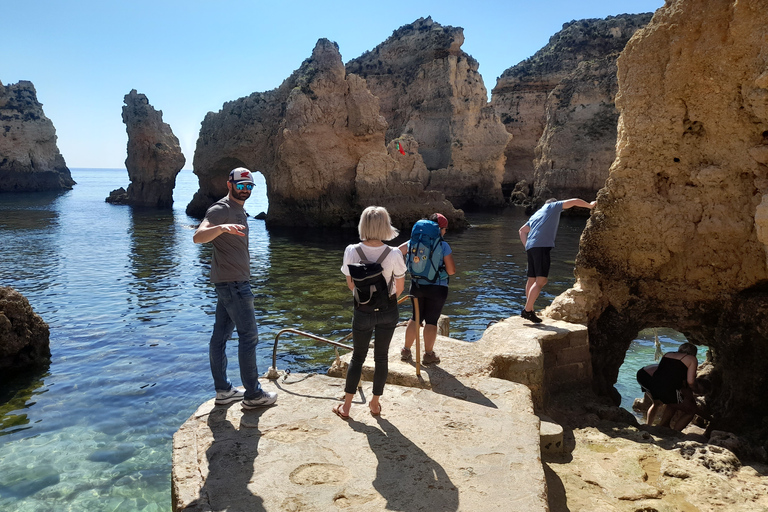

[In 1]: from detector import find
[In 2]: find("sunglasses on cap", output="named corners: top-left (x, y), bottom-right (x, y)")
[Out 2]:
top-left (234, 183), bottom-right (254, 191)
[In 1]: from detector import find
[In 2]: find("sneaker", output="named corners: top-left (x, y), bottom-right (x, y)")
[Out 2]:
top-left (521, 309), bottom-right (543, 323)
top-left (241, 391), bottom-right (278, 409)
top-left (215, 386), bottom-right (245, 405)
top-left (400, 347), bottom-right (412, 361)
top-left (422, 351), bottom-right (441, 365)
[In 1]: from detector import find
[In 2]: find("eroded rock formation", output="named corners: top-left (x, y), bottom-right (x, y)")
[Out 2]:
top-left (0, 80), bottom-right (74, 192)
top-left (0, 286), bottom-right (50, 372)
top-left (491, 14), bottom-right (651, 204)
top-left (548, 0), bottom-right (768, 435)
top-left (189, 39), bottom-right (464, 229)
top-left (107, 90), bottom-right (186, 207)
top-left (346, 17), bottom-right (510, 210)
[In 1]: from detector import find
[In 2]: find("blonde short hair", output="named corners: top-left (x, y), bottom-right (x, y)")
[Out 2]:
top-left (358, 206), bottom-right (399, 241)
top-left (678, 342), bottom-right (697, 356)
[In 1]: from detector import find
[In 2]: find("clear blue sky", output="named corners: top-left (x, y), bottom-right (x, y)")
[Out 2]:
top-left (5, 0), bottom-right (663, 169)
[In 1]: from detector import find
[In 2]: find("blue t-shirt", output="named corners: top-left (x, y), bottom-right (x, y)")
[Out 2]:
top-left (524, 201), bottom-right (564, 250)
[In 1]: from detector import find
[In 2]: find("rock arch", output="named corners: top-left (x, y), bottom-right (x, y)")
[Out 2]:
top-left (187, 39), bottom-right (463, 229)
top-left (548, 0), bottom-right (768, 435)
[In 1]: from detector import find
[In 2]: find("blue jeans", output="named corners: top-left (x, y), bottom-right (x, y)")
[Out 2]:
top-left (209, 281), bottom-right (263, 400)
top-left (344, 303), bottom-right (399, 396)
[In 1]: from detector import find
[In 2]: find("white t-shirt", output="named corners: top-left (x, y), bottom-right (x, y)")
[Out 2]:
top-left (341, 243), bottom-right (406, 296)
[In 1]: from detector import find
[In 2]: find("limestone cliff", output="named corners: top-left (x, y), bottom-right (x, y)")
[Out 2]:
top-left (346, 17), bottom-right (510, 210)
top-left (531, 56), bottom-right (621, 207)
top-left (548, 0), bottom-right (768, 435)
top-left (107, 90), bottom-right (186, 207)
top-left (491, 14), bottom-right (651, 202)
top-left (0, 80), bottom-right (74, 192)
top-left (189, 39), bottom-right (464, 228)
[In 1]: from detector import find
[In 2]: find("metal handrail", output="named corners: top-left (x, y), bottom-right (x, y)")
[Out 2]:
top-left (270, 328), bottom-right (354, 374)
top-left (267, 295), bottom-right (414, 379)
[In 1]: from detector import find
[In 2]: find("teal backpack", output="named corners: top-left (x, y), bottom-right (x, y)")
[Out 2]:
top-left (406, 219), bottom-right (445, 284)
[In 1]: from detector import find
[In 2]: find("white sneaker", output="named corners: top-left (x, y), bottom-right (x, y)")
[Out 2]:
top-left (241, 391), bottom-right (278, 409)
top-left (215, 386), bottom-right (245, 405)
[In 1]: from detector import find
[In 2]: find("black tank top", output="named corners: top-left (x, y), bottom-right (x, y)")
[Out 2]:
top-left (654, 355), bottom-right (688, 392)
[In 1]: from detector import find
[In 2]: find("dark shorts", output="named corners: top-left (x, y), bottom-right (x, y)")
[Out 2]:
top-left (636, 368), bottom-right (654, 394)
top-left (637, 368), bottom-right (682, 404)
top-left (526, 247), bottom-right (552, 278)
top-left (408, 282), bottom-right (449, 326)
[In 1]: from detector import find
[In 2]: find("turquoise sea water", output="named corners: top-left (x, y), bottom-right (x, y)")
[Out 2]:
top-left (0, 169), bottom-right (680, 510)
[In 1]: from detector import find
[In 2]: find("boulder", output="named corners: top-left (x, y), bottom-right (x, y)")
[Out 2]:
top-left (346, 17), bottom-right (510, 210)
top-left (491, 14), bottom-right (651, 202)
top-left (0, 286), bottom-right (50, 372)
top-left (107, 90), bottom-right (185, 207)
top-left (0, 80), bottom-right (74, 192)
top-left (189, 38), bottom-right (464, 229)
top-left (548, 0), bottom-right (768, 435)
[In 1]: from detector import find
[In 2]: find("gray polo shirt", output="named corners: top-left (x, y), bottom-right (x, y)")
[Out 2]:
top-left (204, 196), bottom-right (250, 283)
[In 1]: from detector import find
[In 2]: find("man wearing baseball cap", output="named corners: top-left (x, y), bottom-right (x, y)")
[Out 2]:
top-left (193, 167), bottom-right (277, 409)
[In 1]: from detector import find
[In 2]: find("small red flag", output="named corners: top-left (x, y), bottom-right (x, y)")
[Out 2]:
top-left (397, 141), bottom-right (405, 155)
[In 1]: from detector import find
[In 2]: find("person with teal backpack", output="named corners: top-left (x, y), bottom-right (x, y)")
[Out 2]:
top-left (398, 213), bottom-right (456, 365)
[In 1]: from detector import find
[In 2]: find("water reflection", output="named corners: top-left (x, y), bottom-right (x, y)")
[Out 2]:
top-left (251, 226), bottom-right (353, 373)
top-left (0, 369), bottom-right (49, 436)
top-left (127, 207), bottom-right (180, 322)
top-left (0, 192), bottom-right (62, 295)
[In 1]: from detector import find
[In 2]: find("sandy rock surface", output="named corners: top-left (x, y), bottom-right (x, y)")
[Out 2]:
top-left (543, 390), bottom-right (768, 512)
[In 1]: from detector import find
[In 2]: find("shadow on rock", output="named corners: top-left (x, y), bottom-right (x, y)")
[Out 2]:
top-left (187, 406), bottom-right (266, 512)
top-left (348, 416), bottom-right (459, 512)
top-left (542, 462), bottom-right (570, 512)
top-left (416, 364), bottom-right (498, 409)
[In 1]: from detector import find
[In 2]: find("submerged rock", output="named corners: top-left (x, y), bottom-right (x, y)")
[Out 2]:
top-left (0, 80), bottom-right (74, 192)
top-left (107, 90), bottom-right (185, 208)
top-left (0, 286), bottom-right (50, 372)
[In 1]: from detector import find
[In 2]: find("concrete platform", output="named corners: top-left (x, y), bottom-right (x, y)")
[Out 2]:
top-left (172, 373), bottom-right (547, 511)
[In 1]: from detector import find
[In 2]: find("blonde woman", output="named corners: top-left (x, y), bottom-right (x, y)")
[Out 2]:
top-left (334, 206), bottom-right (406, 418)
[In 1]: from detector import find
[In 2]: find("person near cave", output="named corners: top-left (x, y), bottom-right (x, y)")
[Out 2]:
top-left (636, 363), bottom-right (662, 425)
top-left (643, 342), bottom-right (699, 430)
top-left (518, 198), bottom-right (596, 323)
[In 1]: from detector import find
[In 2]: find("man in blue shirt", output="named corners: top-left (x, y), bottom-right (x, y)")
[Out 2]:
top-left (518, 198), bottom-right (595, 323)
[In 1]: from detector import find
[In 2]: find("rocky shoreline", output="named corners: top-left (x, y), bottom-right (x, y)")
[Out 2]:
top-left (542, 389), bottom-right (768, 512)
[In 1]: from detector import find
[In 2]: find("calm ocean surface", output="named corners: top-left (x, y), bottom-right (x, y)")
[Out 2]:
top-left (0, 168), bottom-right (683, 510)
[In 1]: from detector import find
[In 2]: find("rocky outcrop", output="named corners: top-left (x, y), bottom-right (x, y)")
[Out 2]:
top-left (548, 0), bottom-right (768, 436)
top-left (0, 80), bottom-right (74, 192)
top-left (0, 286), bottom-right (50, 372)
top-left (491, 14), bottom-right (651, 203)
top-left (346, 17), bottom-right (510, 210)
top-left (106, 90), bottom-right (185, 208)
top-left (531, 58), bottom-right (621, 208)
top-left (189, 39), bottom-right (464, 229)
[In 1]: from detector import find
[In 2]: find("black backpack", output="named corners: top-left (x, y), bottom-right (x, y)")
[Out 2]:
top-left (347, 245), bottom-right (394, 312)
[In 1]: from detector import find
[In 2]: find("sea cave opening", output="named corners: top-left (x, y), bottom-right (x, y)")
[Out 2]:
top-left (615, 327), bottom-right (692, 423)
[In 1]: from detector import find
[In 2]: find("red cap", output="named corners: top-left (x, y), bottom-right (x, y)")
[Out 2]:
top-left (434, 213), bottom-right (448, 228)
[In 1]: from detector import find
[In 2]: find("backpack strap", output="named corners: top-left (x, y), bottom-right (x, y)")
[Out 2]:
top-left (355, 244), bottom-right (389, 265)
